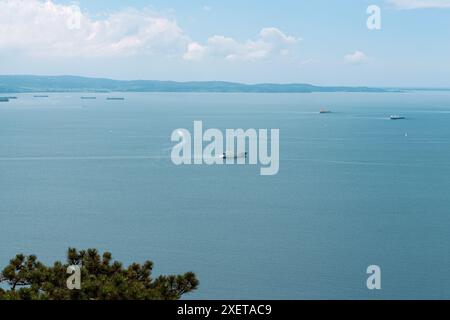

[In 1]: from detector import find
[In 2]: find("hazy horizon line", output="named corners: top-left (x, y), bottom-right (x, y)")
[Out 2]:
top-left (2, 74), bottom-right (450, 89)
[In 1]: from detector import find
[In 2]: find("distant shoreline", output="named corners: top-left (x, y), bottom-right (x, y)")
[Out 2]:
top-left (1, 75), bottom-right (449, 94)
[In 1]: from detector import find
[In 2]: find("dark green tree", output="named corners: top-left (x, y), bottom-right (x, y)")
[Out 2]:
top-left (0, 248), bottom-right (198, 300)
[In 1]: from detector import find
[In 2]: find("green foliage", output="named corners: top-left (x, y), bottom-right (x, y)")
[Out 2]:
top-left (0, 248), bottom-right (198, 300)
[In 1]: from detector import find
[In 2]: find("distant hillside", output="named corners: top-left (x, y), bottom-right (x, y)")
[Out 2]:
top-left (0, 75), bottom-right (396, 93)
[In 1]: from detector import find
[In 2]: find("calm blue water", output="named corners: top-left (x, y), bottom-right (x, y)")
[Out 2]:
top-left (1, 92), bottom-right (450, 299)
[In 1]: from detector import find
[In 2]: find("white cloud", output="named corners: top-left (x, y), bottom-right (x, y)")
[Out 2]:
top-left (0, 0), bottom-right (300, 63)
top-left (207, 35), bottom-right (240, 56)
top-left (187, 27), bottom-right (300, 61)
top-left (387, 0), bottom-right (450, 9)
top-left (259, 27), bottom-right (298, 46)
top-left (300, 58), bottom-right (314, 65)
top-left (0, 0), bottom-right (189, 57)
top-left (344, 51), bottom-right (369, 64)
top-left (183, 42), bottom-right (207, 61)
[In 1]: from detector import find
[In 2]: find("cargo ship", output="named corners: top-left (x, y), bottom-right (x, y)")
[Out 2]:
top-left (221, 152), bottom-right (248, 159)
top-left (390, 115), bottom-right (405, 120)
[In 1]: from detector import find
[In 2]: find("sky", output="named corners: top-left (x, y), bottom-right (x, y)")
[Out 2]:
top-left (0, 0), bottom-right (449, 86)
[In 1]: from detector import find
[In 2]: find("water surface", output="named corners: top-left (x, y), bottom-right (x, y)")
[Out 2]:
top-left (1, 92), bottom-right (450, 299)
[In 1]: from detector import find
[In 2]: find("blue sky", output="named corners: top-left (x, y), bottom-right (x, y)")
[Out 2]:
top-left (0, 0), bottom-right (449, 86)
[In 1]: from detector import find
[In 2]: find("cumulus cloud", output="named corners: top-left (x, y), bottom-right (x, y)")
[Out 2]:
top-left (259, 27), bottom-right (298, 46)
top-left (185, 27), bottom-right (300, 61)
top-left (183, 42), bottom-right (207, 61)
top-left (344, 51), bottom-right (369, 64)
top-left (0, 0), bottom-right (300, 63)
top-left (0, 0), bottom-right (189, 57)
top-left (387, 0), bottom-right (450, 9)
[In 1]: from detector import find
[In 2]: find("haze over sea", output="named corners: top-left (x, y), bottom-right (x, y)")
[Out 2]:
top-left (1, 92), bottom-right (450, 299)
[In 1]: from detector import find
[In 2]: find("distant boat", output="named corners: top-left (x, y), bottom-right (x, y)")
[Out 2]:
top-left (7, 96), bottom-right (17, 99)
top-left (81, 96), bottom-right (97, 100)
top-left (221, 152), bottom-right (248, 159)
top-left (34, 95), bottom-right (49, 98)
top-left (0, 97), bottom-right (9, 102)
top-left (390, 115), bottom-right (405, 120)
top-left (107, 97), bottom-right (125, 101)
top-left (319, 108), bottom-right (331, 114)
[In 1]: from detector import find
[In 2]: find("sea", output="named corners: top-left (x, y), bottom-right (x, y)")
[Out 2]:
top-left (1, 92), bottom-right (450, 299)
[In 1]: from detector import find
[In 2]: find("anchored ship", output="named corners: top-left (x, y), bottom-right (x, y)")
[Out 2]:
top-left (390, 115), bottom-right (405, 120)
top-left (221, 152), bottom-right (248, 159)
